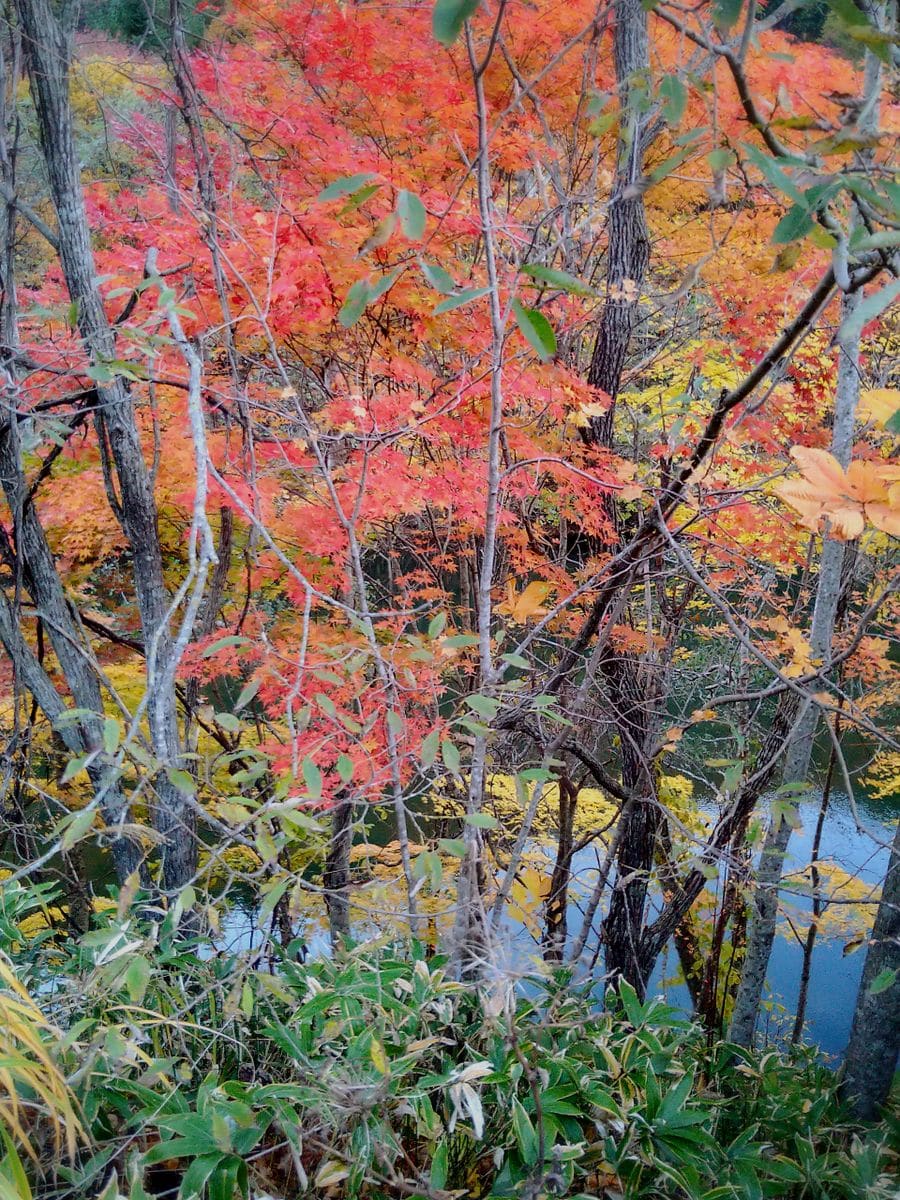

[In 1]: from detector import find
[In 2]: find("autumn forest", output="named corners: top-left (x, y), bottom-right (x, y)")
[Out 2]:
top-left (0, 0), bottom-right (898, 1195)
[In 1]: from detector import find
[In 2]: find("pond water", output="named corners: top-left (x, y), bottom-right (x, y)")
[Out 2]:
top-left (217, 784), bottom-right (896, 1059)
top-left (648, 787), bottom-right (895, 1058)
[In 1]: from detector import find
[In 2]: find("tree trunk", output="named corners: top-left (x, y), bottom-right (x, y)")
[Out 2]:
top-left (728, 0), bottom-right (886, 1051)
top-left (15, 0), bottom-right (197, 896)
top-left (585, 0), bottom-right (651, 445)
top-left (542, 777), bottom-right (576, 963)
top-left (728, 296), bottom-right (861, 1047)
top-left (581, 0), bottom-right (660, 998)
top-left (324, 797), bottom-right (354, 945)
top-left (0, 587), bottom-right (146, 883)
top-left (841, 820), bottom-right (900, 1120)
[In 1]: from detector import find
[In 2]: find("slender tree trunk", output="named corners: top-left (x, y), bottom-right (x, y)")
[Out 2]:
top-left (586, 0), bottom-right (651, 446)
top-left (324, 797), bottom-right (354, 945)
top-left (542, 777), bottom-right (576, 963)
top-left (841, 820), bottom-right (900, 1120)
top-left (790, 751), bottom-right (833, 1044)
top-left (581, 0), bottom-right (661, 998)
top-left (728, 301), bottom-right (861, 1046)
top-left (15, 0), bottom-right (197, 895)
top-left (728, 2), bottom-right (885, 1050)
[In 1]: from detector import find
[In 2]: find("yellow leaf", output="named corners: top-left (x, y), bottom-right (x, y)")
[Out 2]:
top-left (315, 1160), bottom-right (350, 1188)
top-left (569, 399), bottom-right (607, 429)
top-left (370, 1037), bottom-right (389, 1075)
top-left (859, 388), bottom-right (900, 427)
top-left (497, 580), bottom-right (554, 623)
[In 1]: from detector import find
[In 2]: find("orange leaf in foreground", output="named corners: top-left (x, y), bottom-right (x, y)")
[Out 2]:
top-left (775, 447), bottom-right (900, 540)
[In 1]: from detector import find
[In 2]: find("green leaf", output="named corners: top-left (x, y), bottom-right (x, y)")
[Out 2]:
top-left (432, 0), bottom-right (480, 46)
top-left (59, 806), bottom-right (96, 852)
top-left (61, 755), bottom-right (89, 783)
top-left (649, 146), bottom-right (694, 184)
top-left (368, 266), bottom-right (403, 303)
top-left (201, 634), bottom-right (250, 657)
top-left (338, 268), bottom-right (402, 327)
top-left (441, 739), bottom-right (461, 775)
top-left (659, 75), bottom-right (686, 125)
top-left (825, 0), bottom-right (871, 25)
top-left (464, 812), bottom-right (499, 829)
top-left (336, 754), bottom-right (354, 784)
top-left (742, 143), bottom-right (804, 205)
top-left (397, 189), bottom-right (427, 240)
top-left (179, 1155), bottom-right (224, 1200)
top-left (421, 261), bottom-right (456, 293)
top-left (124, 955), bottom-right (152, 1004)
top-left (341, 182), bottom-right (381, 211)
top-left (430, 1141), bottom-right (449, 1190)
top-left (512, 298), bottom-right (556, 361)
top-left (166, 767), bottom-right (197, 795)
top-left (706, 148), bottom-right (736, 172)
top-left (520, 263), bottom-right (594, 295)
top-left (302, 757), bottom-right (323, 800)
top-left (433, 286), bottom-right (491, 314)
top-left (713, 0), bottom-right (743, 28)
top-left (420, 729), bottom-right (440, 767)
top-left (438, 838), bottom-right (467, 857)
top-left (101, 717), bottom-right (120, 755)
top-left (771, 204), bottom-right (815, 245)
top-left (869, 968), bottom-right (897, 997)
top-left (443, 633), bottom-right (480, 647)
top-left (427, 611), bottom-right (447, 639)
top-left (234, 677), bottom-right (260, 712)
top-left (465, 694), bottom-right (499, 719)
top-left (512, 1098), bottom-right (538, 1162)
top-left (338, 278), bottom-right (372, 328)
top-left (840, 278), bottom-right (900, 345)
top-left (318, 173), bottom-right (377, 202)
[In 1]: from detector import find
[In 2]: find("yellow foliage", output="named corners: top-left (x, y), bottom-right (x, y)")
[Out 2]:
top-left (859, 388), bottom-right (900, 428)
top-left (0, 956), bottom-right (83, 1162)
top-left (495, 581), bottom-right (555, 624)
top-left (862, 751), bottom-right (900, 802)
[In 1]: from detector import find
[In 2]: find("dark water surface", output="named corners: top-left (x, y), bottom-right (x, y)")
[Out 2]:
top-left (216, 783), bottom-right (895, 1057)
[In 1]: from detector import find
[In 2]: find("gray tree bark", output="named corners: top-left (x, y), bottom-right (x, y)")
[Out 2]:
top-left (582, 0), bottom-right (662, 997)
top-left (842, 821), bottom-right (900, 1120)
top-left (728, 24), bottom-right (885, 1044)
top-left (14, 0), bottom-right (197, 895)
top-left (727, 300), bottom-right (860, 1047)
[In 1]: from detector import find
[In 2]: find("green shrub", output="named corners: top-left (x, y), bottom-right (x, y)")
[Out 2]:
top-left (24, 923), bottom-right (895, 1200)
top-left (81, 0), bottom-right (221, 50)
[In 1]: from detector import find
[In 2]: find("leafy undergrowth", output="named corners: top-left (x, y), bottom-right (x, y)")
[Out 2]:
top-left (4, 929), bottom-right (897, 1200)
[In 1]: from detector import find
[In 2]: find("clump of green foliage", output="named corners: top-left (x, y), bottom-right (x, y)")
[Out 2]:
top-left (2, 884), bottom-right (895, 1200)
top-left (81, 0), bottom-right (220, 49)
